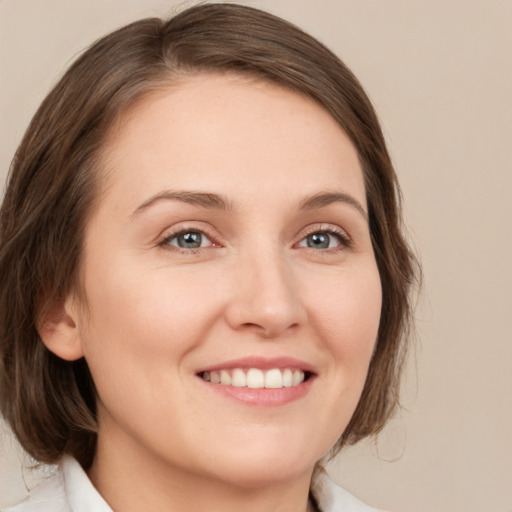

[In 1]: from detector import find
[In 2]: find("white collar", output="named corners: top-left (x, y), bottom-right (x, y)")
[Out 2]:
top-left (61, 456), bottom-right (111, 512)
top-left (5, 456), bottom-right (383, 512)
top-left (311, 470), bottom-right (384, 512)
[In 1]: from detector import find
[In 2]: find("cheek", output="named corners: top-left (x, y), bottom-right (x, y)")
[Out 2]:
top-left (294, 263), bottom-right (381, 454)
top-left (80, 263), bottom-right (220, 351)
top-left (308, 262), bottom-right (381, 414)
top-left (76, 268), bottom-right (220, 424)
top-left (76, 265), bottom-right (236, 423)
top-left (309, 263), bottom-right (382, 356)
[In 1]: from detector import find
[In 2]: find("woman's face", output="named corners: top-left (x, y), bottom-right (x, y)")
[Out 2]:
top-left (74, 74), bottom-right (381, 486)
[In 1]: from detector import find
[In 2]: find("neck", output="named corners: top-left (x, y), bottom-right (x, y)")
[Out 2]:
top-left (88, 426), bottom-right (315, 512)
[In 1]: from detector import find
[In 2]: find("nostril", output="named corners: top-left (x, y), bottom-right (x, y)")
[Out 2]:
top-left (240, 322), bottom-right (274, 338)
top-left (240, 320), bottom-right (301, 336)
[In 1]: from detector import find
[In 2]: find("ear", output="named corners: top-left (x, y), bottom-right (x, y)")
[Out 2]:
top-left (37, 296), bottom-right (85, 361)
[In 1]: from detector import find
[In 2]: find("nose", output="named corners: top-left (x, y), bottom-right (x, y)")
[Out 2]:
top-left (224, 250), bottom-right (307, 338)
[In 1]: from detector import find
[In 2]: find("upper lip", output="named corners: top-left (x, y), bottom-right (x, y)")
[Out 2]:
top-left (196, 356), bottom-right (317, 375)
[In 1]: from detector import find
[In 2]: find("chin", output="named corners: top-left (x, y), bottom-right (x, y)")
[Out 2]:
top-left (195, 434), bottom-right (324, 488)
top-left (209, 456), bottom-right (314, 489)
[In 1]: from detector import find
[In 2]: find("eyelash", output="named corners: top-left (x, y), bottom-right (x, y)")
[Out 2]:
top-left (297, 225), bottom-right (352, 252)
top-left (159, 227), bottom-right (218, 254)
top-left (158, 225), bottom-right (352, 254)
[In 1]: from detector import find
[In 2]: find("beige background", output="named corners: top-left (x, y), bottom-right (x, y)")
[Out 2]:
top-left (1, 1), bottom-right (511, 511)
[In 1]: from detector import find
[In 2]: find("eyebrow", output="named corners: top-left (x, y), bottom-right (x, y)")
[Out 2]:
top-left (131, 190), bottom-right (232, 217)
top-left (131, 189), bottom-right (367, 221)
top-left (299, 192), bottom-right (368, 221)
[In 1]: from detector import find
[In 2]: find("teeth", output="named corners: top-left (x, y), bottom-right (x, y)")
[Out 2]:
top-left (220, 370), bottom-right (231, 386)
top-left (231, 368), bottom-right (246, 387)
top-left (247, 368), bottom-right (264, 389)
top-left (202, 368), bottom-right (305, 389)
top-left (265, 368), bottom-right (283, 388)
top-left (292, 369), bottom-right (304, 386)
top-left (283, 368), bottom-right (293, 387)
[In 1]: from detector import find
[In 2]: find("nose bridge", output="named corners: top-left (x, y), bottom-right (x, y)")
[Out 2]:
top-left (226, 241), bottom-right (305, 337)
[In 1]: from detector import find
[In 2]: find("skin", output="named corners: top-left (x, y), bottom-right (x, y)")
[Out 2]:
top-left (44, 74), bottom-right (382, 512)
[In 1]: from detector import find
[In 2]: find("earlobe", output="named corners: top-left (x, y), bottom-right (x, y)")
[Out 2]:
top-left (37, 297), bottom-right (85, 361)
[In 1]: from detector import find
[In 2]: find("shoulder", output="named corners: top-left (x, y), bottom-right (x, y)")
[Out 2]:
top-left (1, 457), bottom-right (111, 512)
top-left (311, 471), bottom-right (387, 512)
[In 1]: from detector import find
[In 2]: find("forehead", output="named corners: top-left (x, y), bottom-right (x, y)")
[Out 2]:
top-left (97, 73), bottom-right (366, 212)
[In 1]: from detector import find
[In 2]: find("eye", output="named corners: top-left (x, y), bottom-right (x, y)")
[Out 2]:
top-left (163, 230), bottom-right (213, 250)
top-left (297, 229), bottom-right (349, 250)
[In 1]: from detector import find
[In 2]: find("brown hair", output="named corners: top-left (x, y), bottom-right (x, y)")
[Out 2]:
top-left (0, 3), bottom-right (419, 469)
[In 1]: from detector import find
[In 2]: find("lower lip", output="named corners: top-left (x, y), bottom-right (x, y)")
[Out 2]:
top-left (199, 377), bottom-right (314, 406)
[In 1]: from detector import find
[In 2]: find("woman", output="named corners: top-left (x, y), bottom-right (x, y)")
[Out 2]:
top-left (0, 3), bottom-right (418, 511)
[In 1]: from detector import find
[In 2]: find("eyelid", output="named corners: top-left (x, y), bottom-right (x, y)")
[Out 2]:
top-left (156, 222), bottom-right (352, 253)
top-left (295, 224), bottom-right (352, 250)
top-left (158, 223), bottom-right (222, 251)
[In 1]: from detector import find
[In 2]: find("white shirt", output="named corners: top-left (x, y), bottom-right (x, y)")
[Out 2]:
top-left (2, 456), bottom-right (384, 512)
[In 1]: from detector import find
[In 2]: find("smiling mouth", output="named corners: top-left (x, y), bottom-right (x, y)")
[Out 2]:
top-left (199, 368), bottom-right (310, 389)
